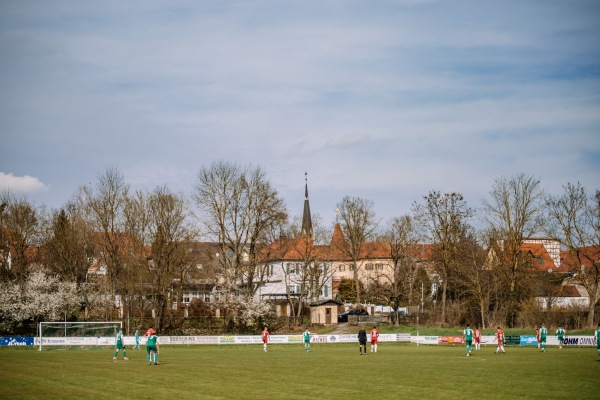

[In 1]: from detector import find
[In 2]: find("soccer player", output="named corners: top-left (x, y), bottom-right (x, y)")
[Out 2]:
top-left (535, 328), bottom-right (541, 349)
top-left (113, 328), bottom-right (128, 361)
top-left (595, 323), bottom-right (600, 357)
top-left (495, 326), bottom-right (505, 353)
top-left (262, 326), bottom-right (269, 352)
top-left (540, 324), bottom-right (547, 352)
top-left (145, 325), bottom-right (156, 337)
top-left (556, 326), bottom-right (566, 349)
top-left (303, 328), bottom-right (311, 352)
top-left (474, 326), bottom-right (481, 351)
top-left (146, 328), bottom-right (160, 365)
top-left (370, 326), bottom-right (379, 353)
top-left (358, 328), bottom-right (367, 355)
top-left (464, 324), bottom-right (474, 356)
top-left (133, 327), bottom-right (141, 350)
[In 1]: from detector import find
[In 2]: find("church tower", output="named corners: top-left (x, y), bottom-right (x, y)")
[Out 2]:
top-left (301, 172), bottom-right (313, 238)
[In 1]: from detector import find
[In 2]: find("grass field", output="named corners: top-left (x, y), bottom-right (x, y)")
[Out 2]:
top-left (1, 343), bottom-right (599, 400)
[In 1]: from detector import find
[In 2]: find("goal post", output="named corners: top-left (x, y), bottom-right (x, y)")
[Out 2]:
top-left (38, 321), bottom-right (123, 351)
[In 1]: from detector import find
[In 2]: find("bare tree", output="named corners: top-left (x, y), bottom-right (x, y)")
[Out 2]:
top-left (144, 186), bottom-right (196, 332)
top-left (545, 182), bottom-right (600, 327)
top-left (192, 161), bottom-right (287, 325)
top-left (376, 215), bottom-right (420, 325)
top-left (481, 173), bottom-right (543, 327)
top-left (85, 167), bottom-right (131, 318)
top-left (413, 191), bottom-right (473, 325)
top-left (335, 196), bottom-right (377, 304)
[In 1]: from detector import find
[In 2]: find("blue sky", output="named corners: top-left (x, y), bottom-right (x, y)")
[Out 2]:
top-left (1, 0), bottom-right (599, 225)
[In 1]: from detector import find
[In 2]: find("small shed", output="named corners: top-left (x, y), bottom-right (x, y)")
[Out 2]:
top-left (310, 299), bottom-right (343, 325)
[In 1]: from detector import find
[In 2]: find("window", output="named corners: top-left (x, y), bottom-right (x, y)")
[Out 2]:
top-left (321, 285), bottom-right (329, 297)
top-left (339, 264), bottom-right (345, 272)
top-left (288, 285), bottom-right (301, 294)
top-left (349, 265), bottom-right (355, 271)
top-left (376, 263), bottom-right (383, 270)
top-left (366, 263), bottom-right (373, 270)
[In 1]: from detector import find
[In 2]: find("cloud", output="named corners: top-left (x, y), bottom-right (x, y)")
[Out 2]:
top-left (0, 172), bottom-right (50, 194)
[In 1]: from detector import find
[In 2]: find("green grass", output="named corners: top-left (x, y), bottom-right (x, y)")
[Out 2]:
top-left (1, 343), bottom-right (599, 400)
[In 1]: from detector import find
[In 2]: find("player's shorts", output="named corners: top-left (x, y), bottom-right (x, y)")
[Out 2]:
top-left (466, 339), bottom-right (472, 346)
top-left (146, 344), bottom-right (158, 353)
top-left (359, 339), bottom-right (367, 345)
top-left (371, 339), bottom-right (378, 345)
top-left (116, 342), bottom-right (125, 350)
top-left (262, 339), bottom-right (268, 344)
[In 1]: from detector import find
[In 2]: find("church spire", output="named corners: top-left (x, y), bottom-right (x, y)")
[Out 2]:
top-left (301, 172), bottom-right (313, 237)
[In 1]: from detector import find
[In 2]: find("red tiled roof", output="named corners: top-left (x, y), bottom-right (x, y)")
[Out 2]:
top-left (561, 245), bottom-right (600, 273)
top-left (520, 243), bottom-right (556, 271)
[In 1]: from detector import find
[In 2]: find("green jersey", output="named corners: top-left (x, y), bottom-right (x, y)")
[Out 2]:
top-left (147, 334), bottom-right (158, 347)
top-left (595, 328), bottom-right (600, 348)
top-left (464, 328), bottom-right (473, 341)
top-left (135, 331), bottom-right (139, 342)
top-left (116, 331), bottom-right (124, 346)
top-left (303, 330), bottom-right (311, 343)
top-left (540, 327), bottom-right (547, 340)
top-left (556, 328), bottom-right (565, 339)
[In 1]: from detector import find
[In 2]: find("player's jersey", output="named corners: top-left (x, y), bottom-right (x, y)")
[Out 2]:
top-left (116, 331), bottom-right (124, 346)
top-left (540, 327), bottom-right (547, 340)
top-left (370, 329), bottom-right (379, 342)
top-left (262, 330), bottom-right (269, 343)
top-left (147, 334), bottom-right (158, 347)
top-left (595, 328), bottom-right (600, 343)
top-left (303, 330), bottom-right (311, 343)
top-left (496, 330), bottom-right (505, 345)
top-left (464, 328), bottom-right (473, 341)
top-left (135, 331), bottom-right (139, 342)
top-left (474, 329), bottom-right (481, 342)
top-left (556, 328), bottom-right (565, 338)
top-left (536, 330), bottom-right (540, 341)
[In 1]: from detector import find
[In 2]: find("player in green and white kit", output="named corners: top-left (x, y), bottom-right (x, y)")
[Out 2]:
top-left (464, 324), bottom-right (474, 356)
top-left (595, 323), bottom-right (600, 357)
top-left (540, 324), bottom-right (547, 352)
top-left (303, 328), bottom-right (311, 352)
top-left (113, 328), bottom-right (128, 361)
top-left (556, 326), bottom-right (565, 349)
top-left (146, 329), bottom-right (160, 365)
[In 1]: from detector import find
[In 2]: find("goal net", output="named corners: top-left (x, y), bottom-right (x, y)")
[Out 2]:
top-left (38, 321), bottom-right (123, 351)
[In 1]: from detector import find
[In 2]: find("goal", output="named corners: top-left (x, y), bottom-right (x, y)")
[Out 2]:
top-left (38, 321), bottom-right (123, 351)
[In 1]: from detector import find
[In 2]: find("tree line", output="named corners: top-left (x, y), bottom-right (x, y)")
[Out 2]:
top-left (0, 163), bottom-right (598, 334)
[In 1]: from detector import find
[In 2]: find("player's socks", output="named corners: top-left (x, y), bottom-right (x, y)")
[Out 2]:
top-left (123, 351), bottom-right (127, 358)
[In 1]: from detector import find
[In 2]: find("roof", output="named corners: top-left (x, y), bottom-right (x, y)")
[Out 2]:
top-left (310, 299), bottom-right (343, 307)
top-left (520, 242), bottom-right (557, 271)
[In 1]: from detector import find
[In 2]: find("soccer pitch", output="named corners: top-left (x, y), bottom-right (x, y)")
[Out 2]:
top-left (0, 343), bottom-right (598, 400)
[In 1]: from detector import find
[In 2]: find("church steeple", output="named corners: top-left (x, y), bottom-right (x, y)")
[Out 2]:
top-left (301, 172), bottom-right (313, 237)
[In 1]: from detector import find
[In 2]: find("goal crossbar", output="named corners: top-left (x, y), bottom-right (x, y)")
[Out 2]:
top-left (38, 321), bottom-right (123, 351)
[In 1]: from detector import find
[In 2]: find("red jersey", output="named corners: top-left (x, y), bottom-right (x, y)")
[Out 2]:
top-left (474, 329), bottom-right (481, 343)
top-left (535, 329), bottom-right (541, 342)
top-left (496, 329), bottom-right (505, 345)
top-left (370, 329), bottom-right (379, 344)
top-left (261, 329), bottom-right (269, 344)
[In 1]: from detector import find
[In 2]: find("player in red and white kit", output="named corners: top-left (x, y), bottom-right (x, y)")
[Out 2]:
top-left (370, 326), bottom-right (379, 353)
top-left (495, 326), bottom-right (506, 353)
top-left (474, 326), bottom-right (481, 351)
top-left (261, 326), bottom-right (269, 352)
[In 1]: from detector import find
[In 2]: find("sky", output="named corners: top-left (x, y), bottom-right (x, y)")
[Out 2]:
top-left (1, 0), bottom-right (599, 226)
